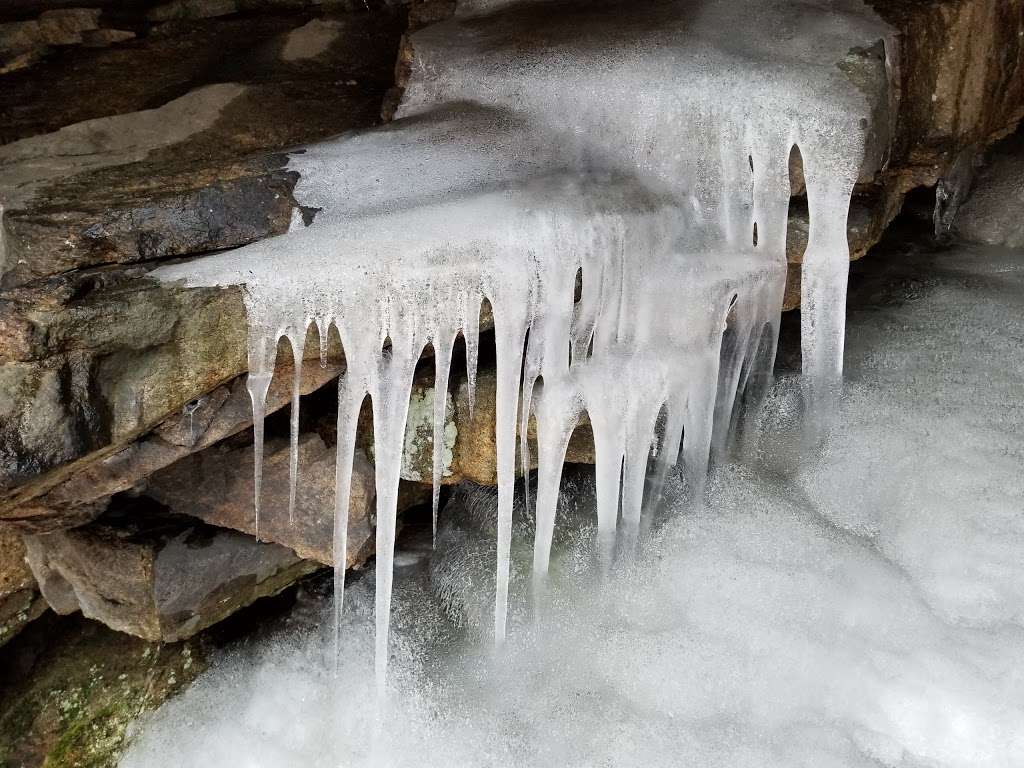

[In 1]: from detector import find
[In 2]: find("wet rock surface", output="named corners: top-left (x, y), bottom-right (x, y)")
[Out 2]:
top-left (362, 367), bottom-right (597, 487)
top-left (0, 355), bottom-right (341, 532)
top-left (0, 571), bottom-right (324, 768)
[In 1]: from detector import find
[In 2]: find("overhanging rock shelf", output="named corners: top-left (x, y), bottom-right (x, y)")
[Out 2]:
top-left (155, 0), bottom-right (896, 687)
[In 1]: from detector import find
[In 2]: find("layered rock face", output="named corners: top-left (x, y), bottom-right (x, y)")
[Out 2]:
top-left (0, 0), bottom-right (1021, 652)
top-left (24, 499), bottom-right (320, 641)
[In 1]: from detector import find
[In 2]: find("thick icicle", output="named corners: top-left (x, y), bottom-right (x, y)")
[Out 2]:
top-left (800, 160), bottom-right (861, 425)
top-left (370, 319), bottom-right (422, 690)
top-left (462, 292), bottom-right (481, 417)
top-left (491, 301), bottom-right (528, 646)
top-left (530, 383), bottom-right (581, 580)
top-left (316, 316), bottom-right (330, 369)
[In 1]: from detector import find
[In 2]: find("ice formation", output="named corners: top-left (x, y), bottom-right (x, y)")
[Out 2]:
top-left (155, 0), bottom-right (894, 686)
top-left (122, 244), bottom-right (1024, 768)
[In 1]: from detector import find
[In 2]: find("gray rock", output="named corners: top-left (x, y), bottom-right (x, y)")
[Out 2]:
top-left (0, 272), bottom-right (250, 495)
top-left (24, 502), bottom-right (320, 641)
top-left (957, 136), bottom-right (1024, 248)
top-left (0, 3), bottom-right (407, 531)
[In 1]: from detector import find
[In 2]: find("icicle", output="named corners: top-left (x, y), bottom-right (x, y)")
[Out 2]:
top-left (370, 315), bottom-right (423, 691)
top-left (182, 398), bottom-right (204, 446)
top-left (519, 349), bottom-right (537, 519)
top-left (287, 325), bottom-right (307, 524)
top-left (711, 311), bottom-right (756, 460)
top-left (799, 152), bottom-right (860, 427)
top-left (590, 410), bottom-right (625, 570)
top-left (620, 404), bottom-right (660, 553)
top-left (244, 318), bottom-right (276, 542)
top-left (153, 0), bottom-right (890, 683)
top-left (681, 361), bottom-right (720, 507)
top-left (462, 291), bottom-right (481, 417)
top-left (316, 316), bottom-right (330, 369)
top-left (332, 373), bottom-right (363, 676)
top-left (431, 328), bottom-right (456, 542)
top-left (491, 301), bottom-right (528, 646)
top-left (642, 398), bottom-right (685, 519)
top-left (530, 387), bottom-right (580, 580)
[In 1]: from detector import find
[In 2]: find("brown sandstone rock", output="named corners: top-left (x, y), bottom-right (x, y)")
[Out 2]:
top-left (145, 434), bottom-right (377, 567)
top-left (0, 272), bottom-right (249, 495)
top-left (870, 0), bottom-right (1024, 188)
top-left (450, 371), bottom-right (595, 486)
top-left (0, 611), bottom-right (207, 768)
top-left (0, 357), bottom-right (342, 532)
top-left (359, 366), bottom-right (595, 487)
top-left (0, 8), bottom-right (102, 74)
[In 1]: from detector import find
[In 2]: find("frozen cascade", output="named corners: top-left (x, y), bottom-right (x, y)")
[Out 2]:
top-left (154, 0), bottom-right (894, 689)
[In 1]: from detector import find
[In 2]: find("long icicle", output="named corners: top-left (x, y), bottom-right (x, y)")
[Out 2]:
top-left (372, 319), bottom-right (422, 691)
top-left (431, 328), bottom-right (456, 543)
top-left (287, 324), bottom-right (307, 524)
top-left (491, 302), bottom-right (528, 646)
top-left (332, 373), bottom-right (363, 675)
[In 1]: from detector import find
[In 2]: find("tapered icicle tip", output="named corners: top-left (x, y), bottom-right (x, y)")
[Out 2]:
top-left (246, 371), bottom-right (273, 542)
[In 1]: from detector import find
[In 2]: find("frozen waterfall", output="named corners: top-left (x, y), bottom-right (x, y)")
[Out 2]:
top-left (154, 0), bottom-right (895, 689)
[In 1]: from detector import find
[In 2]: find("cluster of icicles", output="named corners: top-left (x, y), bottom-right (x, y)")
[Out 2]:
top-left (156, 0), bottom-right (894, 690)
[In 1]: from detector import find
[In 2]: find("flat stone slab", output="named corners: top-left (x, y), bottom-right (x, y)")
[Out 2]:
top-left (24, 499), bottom-right (321, 642)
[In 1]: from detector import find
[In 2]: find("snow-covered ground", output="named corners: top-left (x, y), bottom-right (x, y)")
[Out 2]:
top-left (122, 244), bottom-right (1024, 768)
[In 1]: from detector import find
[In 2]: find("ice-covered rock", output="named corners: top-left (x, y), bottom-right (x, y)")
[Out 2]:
top-left (152, 0), bottom-right (897, 683)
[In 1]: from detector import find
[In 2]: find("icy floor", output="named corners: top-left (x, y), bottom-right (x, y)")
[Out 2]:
top-left (121, 244), bottom-right (1024, 768)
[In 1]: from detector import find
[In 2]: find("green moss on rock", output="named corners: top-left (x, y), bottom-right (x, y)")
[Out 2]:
top-left (0, 615), bottom-right (204, 768)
